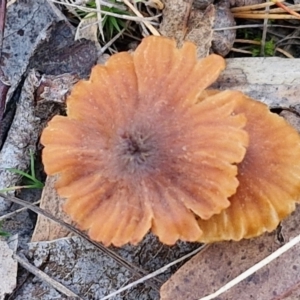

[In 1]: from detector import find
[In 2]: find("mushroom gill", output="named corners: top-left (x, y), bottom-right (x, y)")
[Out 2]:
top-left (41, 36), bottom-right (249, 246)
top-left (197, 91), bottom-right (300, 243)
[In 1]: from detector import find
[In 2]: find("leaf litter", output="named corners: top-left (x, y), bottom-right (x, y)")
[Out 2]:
top-left (1, 0), bottom-right (300, 299)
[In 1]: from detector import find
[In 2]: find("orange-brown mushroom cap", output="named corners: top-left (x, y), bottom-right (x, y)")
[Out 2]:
top-left (197, 91), bottom-right (300, 243)
top-left (41, 36), bottom-right (249, 246)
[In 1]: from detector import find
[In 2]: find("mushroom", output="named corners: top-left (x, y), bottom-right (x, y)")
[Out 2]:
top-left (41, 36), bottom-right (249, 246)
top-left (197, 90), bottom-right (300, 242)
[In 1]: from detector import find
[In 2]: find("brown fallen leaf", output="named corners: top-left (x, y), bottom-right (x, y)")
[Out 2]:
top-left (31, 176), bottom-right (74, 242)
top-left (159, 0), bottom-right (215, 58)
top-left (160, 205), bottom-right (300, 300)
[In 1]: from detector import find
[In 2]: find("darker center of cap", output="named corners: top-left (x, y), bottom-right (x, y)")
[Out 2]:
top-left (121, 132), bottom-right (152, 165)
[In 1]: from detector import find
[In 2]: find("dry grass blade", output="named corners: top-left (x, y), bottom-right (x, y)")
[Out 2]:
top-left (230, 47), bottom-right (253, 54)
top-left (0, 192), bottom-right (162, 291)
top-left (260, 2), bottom-right (269, 56)
top-left (230, 0), bottom-right (282, 12)
top-left (232, 0), bottom-right (300, 19)
top-left (233, 13), bottom-right (300, 19)
top-left (95, 0), bottom-right (104, 41)
top-left (233, 39), bottom-right (294, 58)
top-left (270, 4), bottom-right (300, 13)
top-left (122, 0), bottom-right (160, 36)
top-left (275, 47), bottom-right (294, 58)
top-left (50, 0), bottom-right (161, 22)
top-left (198, 233), bottom-right (300, 300)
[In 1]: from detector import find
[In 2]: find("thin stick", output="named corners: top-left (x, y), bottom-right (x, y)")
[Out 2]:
top-left (100, 244), bottom-right (209, 300)
top-left (15, 252), bottom-right (83, 299)
top-left (122, 0), bottom-right (160, 36)
top-left (274, 0), bottom-right (300, 19)
top-left (260, 3), bottom-right (270, 56)
top-left (95, 0), bottom-right (105, 41)
top-left (270, 4), bottom-right (300, 13)
top-left (230, 0), bottom-right (282, 12)
top-left (0, 200), bottom-right (40, 221)
top-left (199, 232), bottom-right (300, 300)
top-left (230, 47), bottom-right (252, 54)
top-left (275, 47), bottom-right (294, 58)
top-left (100, 28), bottom-right (126, 54)
top-left (233, 13), bottom-right (300, 19)
top-left (238, 6), bottom-right (300, 14)
top-left (214, 24), bottom-right (300, 31)
top-left (234, 39), bottom-right (261, 45)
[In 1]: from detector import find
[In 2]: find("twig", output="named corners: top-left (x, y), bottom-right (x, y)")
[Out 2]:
top-left (198, 232), bottom-right (300, 300)
top-left (214, 24), bottom-right (300, 31)
top-left (100, 244), bottom-right (209, 300)
top-left (0, 200), bottom-right (40, 221)
top-left (275, 47), bottom-right (294, 58)
top-left (230, 47), bottom-right (252, 54)
top-left (260, 2), bottom-right (270, 56)
top-left (100, 28), bottom-right (126, 54)
top-left (272, 0), bottom-right (300, 19)
top-left (270, 4), bottom-right (300, 13)
top-left (14, 252), bottom-right (83, 299)
top-left (233, 13), bottom-right (300, 19)
top-left (230, 0), bottom-right (282, 12)
top-left (234, 39), bottom-right (260, 45)
top-left (234, 39), bottom-right (293, 58)
top-left (95, 0), bottom-right (105, 41)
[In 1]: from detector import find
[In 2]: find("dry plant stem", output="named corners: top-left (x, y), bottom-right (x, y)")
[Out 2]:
top-left (275, 47), bottom-right (294, 58)
top-left (233, 13), bottom-right (300, 19)
top-left (198, 233), bottom-right (300, 300)
top-left (269, 4), bottom-right (300, 14)
top-left (14, 252), bottom-right (83, 299)
top-left (260, 4), bottom-right (269, 56)
top-left (95, 0), bottom-right (104, 41)
top-left (234, 39), bottom-right (293, 58)
top-left (100, 28), bottom-right (126, 53)
top-left (273, 1), bottom-right (300, 19)
top-left (122, 0), bottom-right (160, 36)
top-left (230, 47), bottom-right (252, 54)
top-left (230, 0), bottom-right (281, 12)
top-left (242, 5), bottom-right (300, 14)
top-left (214, 24), bottom-right (300, 31)
top-left (50, 0), bottom-right (161, 23)
top-left (0, 200), bottom-right (40, 221)
top-left (100, 244), bottom-right (209, 300)
top-left (0, 192), bottom-right (162, 290)
top-left (235, 39), bottom-right (260, 45)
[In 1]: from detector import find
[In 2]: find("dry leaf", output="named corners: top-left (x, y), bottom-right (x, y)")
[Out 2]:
top-left (31, 176), bottom-right (74, 242)
top-left (160, 205), bottom-right (300, 300)
top-left (160, 0), bottom-right (215, 58)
